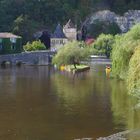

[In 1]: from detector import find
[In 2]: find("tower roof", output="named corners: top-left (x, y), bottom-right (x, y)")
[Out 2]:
top-left (52, 24), bottom-right (66, 38)
top-left (64, 19), bottom-right (75, 29)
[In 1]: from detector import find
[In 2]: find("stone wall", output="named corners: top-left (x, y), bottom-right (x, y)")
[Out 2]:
top-left (84, 10), bottom-right (140, 33)
top-left (0, 51), bottom-right (55, 65)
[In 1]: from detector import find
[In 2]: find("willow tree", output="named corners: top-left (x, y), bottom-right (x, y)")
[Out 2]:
top-left (52, 41), bottom-right (90, 69)
top-left (111, 23), bottom-right (140, 79)
top-left (127, 46), bottom-right (140, 96)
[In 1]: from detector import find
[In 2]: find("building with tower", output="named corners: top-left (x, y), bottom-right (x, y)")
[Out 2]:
top-left (63, 19), bottom-right (77, 41)
top-left (51, 24), bottom-right (68, 48)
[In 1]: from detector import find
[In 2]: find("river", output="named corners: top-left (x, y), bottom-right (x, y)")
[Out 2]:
top-left (0, 62), bottom-right (140, 140)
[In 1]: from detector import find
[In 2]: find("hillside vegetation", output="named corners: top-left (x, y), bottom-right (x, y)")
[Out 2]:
top-left (0, 0), bottom-right (140, 43)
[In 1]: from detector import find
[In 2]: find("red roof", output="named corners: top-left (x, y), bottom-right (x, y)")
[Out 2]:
top-left (85, 38), bottom-right (95, 45)
top-left (0, 33), bottom-right (21, 38)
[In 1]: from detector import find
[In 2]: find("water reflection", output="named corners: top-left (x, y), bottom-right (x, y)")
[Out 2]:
top-left (110, 79), bottom-right (140, 131)
top-left (51, 65), bottom-right (118, 139)
top-left (0, 65), bottom-right (139, 140)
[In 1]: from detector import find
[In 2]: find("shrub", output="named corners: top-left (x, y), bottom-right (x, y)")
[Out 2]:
top-left (23, 40), bottom-right (46, 51)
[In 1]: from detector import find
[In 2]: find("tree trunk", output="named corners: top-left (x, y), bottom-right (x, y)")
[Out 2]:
top-left (73, 63), bottom-right (77, 69)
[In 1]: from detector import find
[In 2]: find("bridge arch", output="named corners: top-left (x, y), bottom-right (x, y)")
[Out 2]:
top-left (1, 60), bottom-right (12, 66)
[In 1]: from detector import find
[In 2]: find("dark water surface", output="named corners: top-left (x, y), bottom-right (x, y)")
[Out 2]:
top-left (0, 64), bottom-right (140, 140)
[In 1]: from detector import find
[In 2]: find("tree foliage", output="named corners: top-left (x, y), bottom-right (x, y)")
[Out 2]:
top-left (93, 34), bottom-right (115, 58)
top-left (87, 20), bottom-right (121, 38)
top-left (12, 15), bottom-right (41, 44)
top-left (111, 0), bottom-right (140, 14)
top-left (111, 23), bottom-right (140, 79)
top-left (0, 0), bottom-right (139, 44)
top-left (127, 46), bottom-right (140, 96)
top-left (23, 40), bottom-right (46, 51)
top-left (52, 41), bottom-right (90, 68)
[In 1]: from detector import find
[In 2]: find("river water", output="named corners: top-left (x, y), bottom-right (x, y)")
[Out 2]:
top-left (0, 62), bottom-right (140, 140)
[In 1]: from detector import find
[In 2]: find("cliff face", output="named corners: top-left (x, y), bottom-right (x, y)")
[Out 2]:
top-left (83, 10), bottom-right (140, 33)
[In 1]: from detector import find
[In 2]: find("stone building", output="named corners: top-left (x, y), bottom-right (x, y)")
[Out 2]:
top-left (35, 20), bottom-right (77, 49)
top-left (0, 33), bottom-right (22, 54)
top-left (63, 19), bottom-right (77, 41)
top-left (51, 24), bottom-right (68, 48)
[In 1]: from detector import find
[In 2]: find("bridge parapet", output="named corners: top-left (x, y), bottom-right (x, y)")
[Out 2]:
top-left (0, 50), bottom-right (55, 65)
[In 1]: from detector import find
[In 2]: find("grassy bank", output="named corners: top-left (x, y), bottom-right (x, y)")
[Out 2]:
top-left (64, 65), bottom-right (90, 73)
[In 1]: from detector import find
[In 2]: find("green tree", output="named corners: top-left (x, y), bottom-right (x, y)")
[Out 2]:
top-left (12, 15), bottom-right (41, 44)
top-left (1, 0), bottom-right (140, 45)
top-left (111, 0), bottom-right (140, 14)
top-left (111, 23), bottom-right (140, 79)
top-left (93, 34), bottom-right (115, 58)
top-left (127, 46), bottom-right (140, 96)
top-left (52, 41), bottom-right (90, 68)
top-left (87, 20), bottom-right (121, 38)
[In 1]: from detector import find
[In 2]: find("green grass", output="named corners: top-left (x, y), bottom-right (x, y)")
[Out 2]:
top-left (65, 64), bottom-right (90, 73)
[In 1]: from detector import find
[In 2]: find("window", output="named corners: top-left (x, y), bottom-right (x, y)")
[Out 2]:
top-left (60, 40), bottom-right (63, 44)
top-left (53, 40), bottom-right (55, 46)
top-left (52, 40), bottom-right (54, 44)
top-left (0, 38), bottom-right (2, 43)
top-left (56, 40), bottom-right (58, 44)
top-left (10, 38), bottom-right (16, 43)
top-left (0, 39), bottom-right (3, 51)
top-left (0, 43), bottom-right (2, 50)
top-left (11, 43), bottom-right (16, 50)
top-left (10, 38), bottom-right (16, 51)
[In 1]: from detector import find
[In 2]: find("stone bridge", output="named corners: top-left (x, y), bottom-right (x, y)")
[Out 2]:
top-left (0, 51), bottom-right (55, 65)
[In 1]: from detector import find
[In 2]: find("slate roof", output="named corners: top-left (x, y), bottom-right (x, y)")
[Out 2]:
top-left (52, 24), bottom-right (66, 38)
top-left (0, 33), bottom-right (21, 38)
top-left (63, 19), bottom-right (75, 29)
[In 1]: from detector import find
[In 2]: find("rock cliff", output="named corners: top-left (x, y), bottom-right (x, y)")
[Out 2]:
top-left (83, 10), bottom-right (140, 33)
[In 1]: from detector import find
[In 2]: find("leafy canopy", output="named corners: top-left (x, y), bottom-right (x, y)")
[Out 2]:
top-left (93, 34), bottom-right (115, 58)
top-left (127, 46), bottom-right (140, 96)
top-left (87, 20), bottom-right (121, 38)
top-left (23, 40), bottom-right (46, 51)
top-left (0, 0), bottom-right (140, 43)
top-left (52, 41), bottom-right (90, 67)
top-left (111, 23), bottom-right (140, 79)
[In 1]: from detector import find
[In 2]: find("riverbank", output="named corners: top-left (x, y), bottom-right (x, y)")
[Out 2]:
top-left (74, 130), bottom-right (140, 140)
top-left (97, 131), bottom-right (130, 140)
top-left (97, 129), bottom-right (140, 140)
